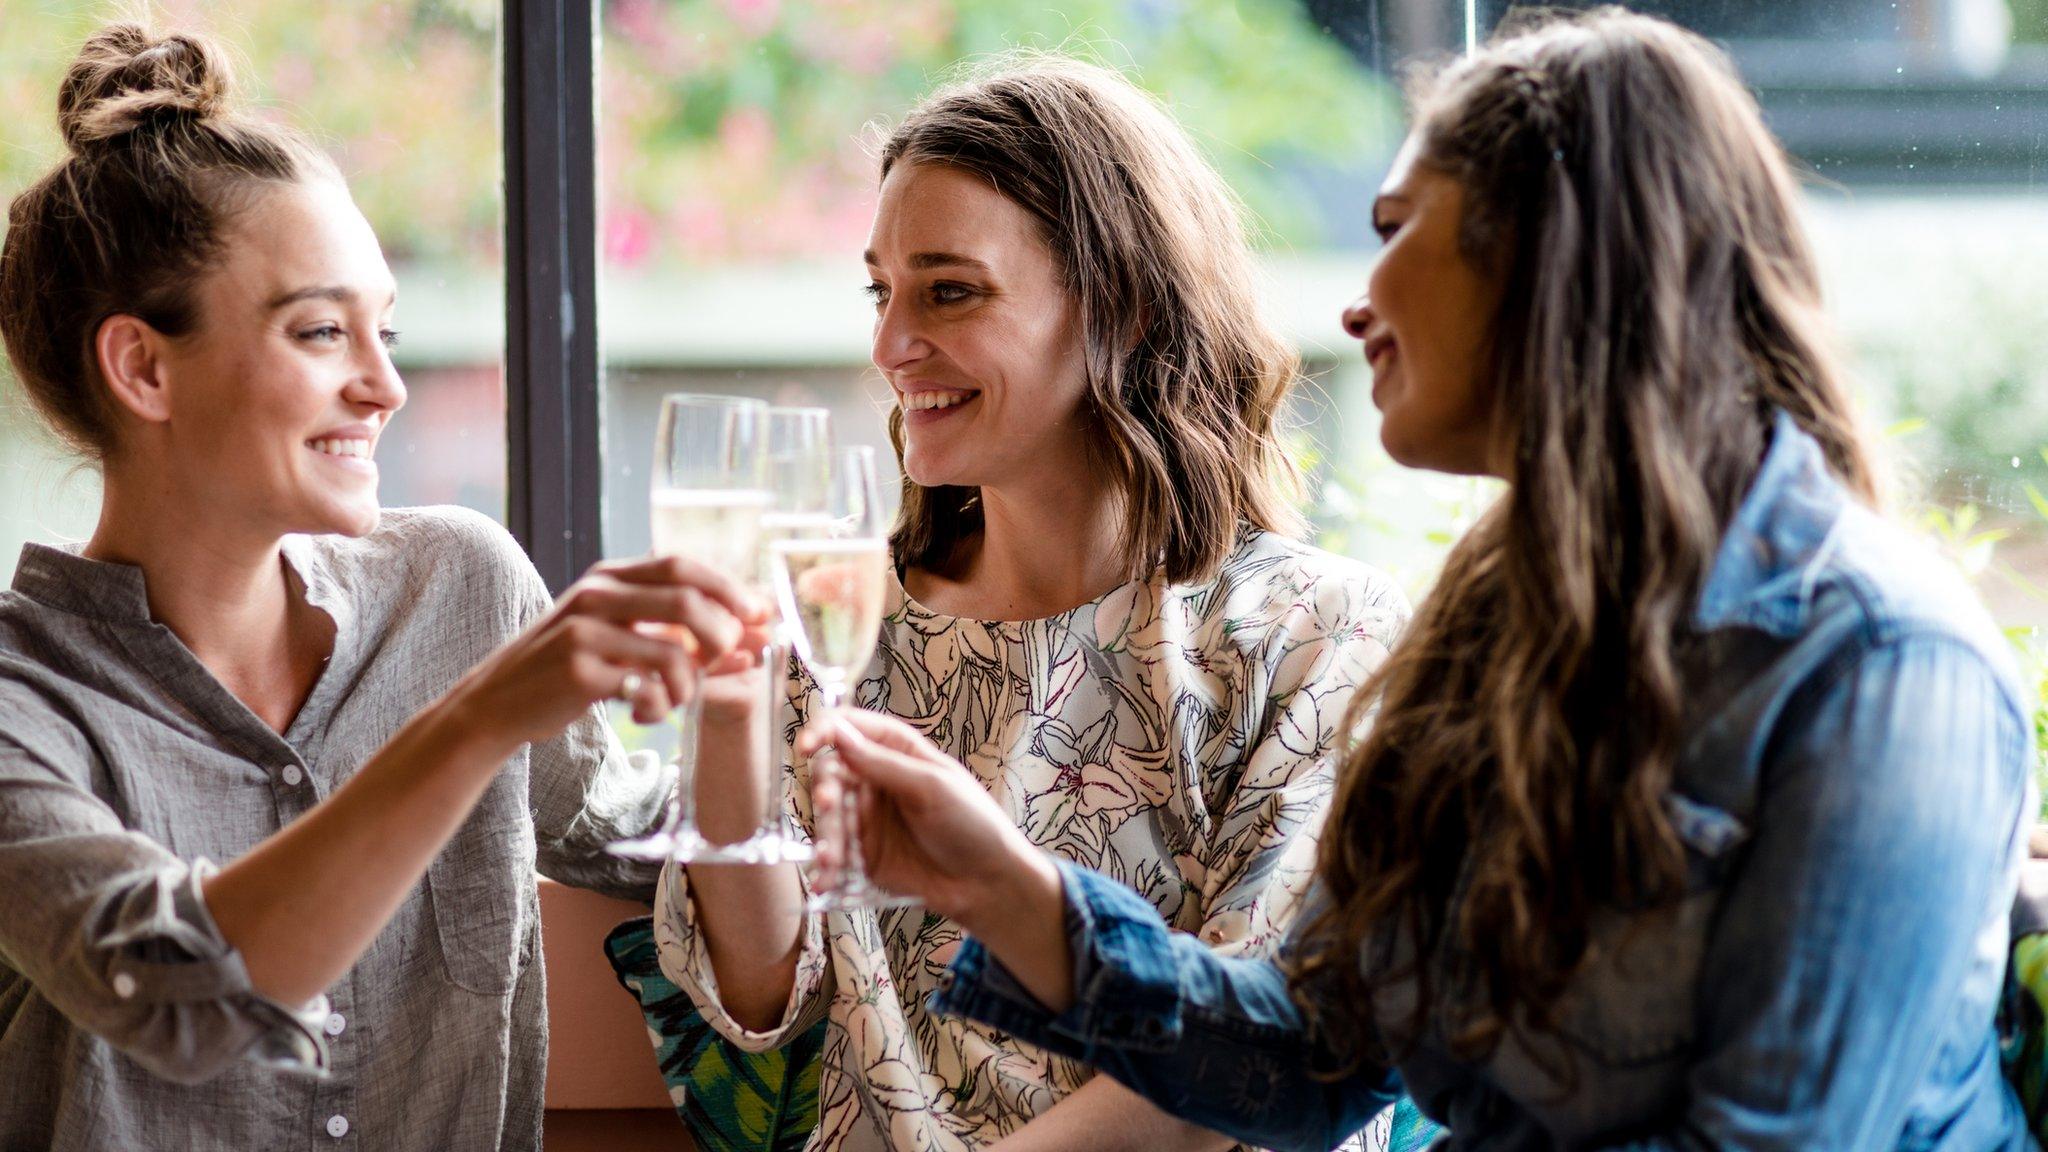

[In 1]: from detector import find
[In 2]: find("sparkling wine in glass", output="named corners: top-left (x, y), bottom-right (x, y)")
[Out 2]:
top-left (609, 393), bottom-right (769, 863)
top-left (769, 446), bottom-right (910, 910)
top-left (722, 405), bottom-right (834, 864)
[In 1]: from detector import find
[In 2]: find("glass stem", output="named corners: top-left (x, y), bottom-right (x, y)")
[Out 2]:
top-left (760, 632), bottom-right (792, 843)
top-left (818, 679), bottom-right (864, 892)
top-left (672, 690), bottom-right (703, 856)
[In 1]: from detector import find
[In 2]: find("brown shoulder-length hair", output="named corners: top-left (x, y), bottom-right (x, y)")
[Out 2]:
top-left (877, 55), bottom-right (1305, 585)
top-left (1294, 9), bottom-right (1880, 1071)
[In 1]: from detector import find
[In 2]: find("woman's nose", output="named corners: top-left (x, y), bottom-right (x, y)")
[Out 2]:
top-left (351, 344), bottom-right (408, 414)
top-left (1341, 293), bottom-right (1374, 340)
top-left (872, 299), bottom-right (924, 372)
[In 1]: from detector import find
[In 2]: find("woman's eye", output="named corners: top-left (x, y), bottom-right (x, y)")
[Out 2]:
top-left (930, 282), bottom-right (973, 304)
top-left (862, 281), bottom-right (889, 307)
top-left (379, 329), bottom-right (402, 350)
top-left (299, 324), bottom-right (345, 344)
top-left (1372, 215), bottom-right (1404, 243)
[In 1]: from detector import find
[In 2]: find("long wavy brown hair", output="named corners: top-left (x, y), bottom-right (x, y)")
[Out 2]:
top-left (1293, 8), bottom-right (1881, 1070)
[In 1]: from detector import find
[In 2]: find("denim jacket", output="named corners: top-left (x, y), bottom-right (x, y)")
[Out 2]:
top-left (932, 413), bottom-right (2039, 1151)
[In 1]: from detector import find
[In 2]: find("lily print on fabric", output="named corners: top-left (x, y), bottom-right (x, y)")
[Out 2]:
top-left (656, 525), bottom-right (1409, 1152)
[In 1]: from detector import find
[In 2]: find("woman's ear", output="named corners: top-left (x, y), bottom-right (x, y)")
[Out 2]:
top-left (94, 313), bottom-right (175, 426)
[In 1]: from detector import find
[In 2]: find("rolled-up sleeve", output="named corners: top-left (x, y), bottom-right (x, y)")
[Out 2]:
top-left (529, 705), bottom-right (667, 901)
top-left (0, 735), bottom-right (327, 1084)
top-left (650, 859), bottom-right (831, 1052)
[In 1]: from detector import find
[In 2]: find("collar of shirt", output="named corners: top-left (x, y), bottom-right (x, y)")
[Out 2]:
top-left (12, 535), bottom-right (350, 633)
top-left (7, 535), bottom-right (359, 758)
top-left (11, 543), bottom-right (154, 621)
top-left (1692, 408), bottom-right (1853, 638)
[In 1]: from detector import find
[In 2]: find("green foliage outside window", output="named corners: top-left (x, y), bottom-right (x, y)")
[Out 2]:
top-left (0, 0), bottom-right (1396, 268)
top-left (598, 0), bottom-right (1400, 265)
top-left (0, 0), bottom-right (502, 265)
top-left (2013, 0), bottom-right (2048, 42)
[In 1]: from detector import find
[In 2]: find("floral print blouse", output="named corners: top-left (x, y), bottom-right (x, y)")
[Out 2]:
top-left (655, 525), bottom-right (1408, 1152)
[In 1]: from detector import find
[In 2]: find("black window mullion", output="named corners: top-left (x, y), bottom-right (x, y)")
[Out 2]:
top-left (504, 0), bottom-right (603, 594)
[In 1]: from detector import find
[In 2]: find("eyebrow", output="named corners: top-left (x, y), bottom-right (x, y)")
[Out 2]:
top-left (861, 250), bottom-right (993, 273)
top-left (266, 285), bottom-right (399, 310)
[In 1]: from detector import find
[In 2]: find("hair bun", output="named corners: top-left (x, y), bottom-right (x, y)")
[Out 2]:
top-left (57, 23), bottom-right (233, 149)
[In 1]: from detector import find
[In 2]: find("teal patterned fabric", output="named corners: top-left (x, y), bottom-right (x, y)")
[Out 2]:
top-left (1388, 1096), bottom-right (1445, 1151)
top-left (604, 916), bottom-right (826, 1152)
top-left (607, 913), bottom-right (1446, 1150)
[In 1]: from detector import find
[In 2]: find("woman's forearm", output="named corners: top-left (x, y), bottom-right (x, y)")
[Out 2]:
top-left (991, 1075), bottom-right (1239, 1152)
top-left (202, 699), bottom-right (518, 1007)
top-left (686, 708), bottom-right (807, 1031)
top-left (688, 858), bottom-right (806, 1031)
top-left (208, 554), bottom-right (754, 1010)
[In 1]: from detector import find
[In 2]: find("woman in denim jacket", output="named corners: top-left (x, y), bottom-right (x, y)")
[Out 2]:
top-left (800, 9), bottom-right (2039, 1150)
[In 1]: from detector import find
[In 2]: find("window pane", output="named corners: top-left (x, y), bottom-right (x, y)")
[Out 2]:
top-left (592, 0), bottom-right (1472, 582)
top-left (594, 0), bottom-right (2048, 657)
top-left (1470, 2), bottom-right (2048, 632)
top-left (0, 0), bottom-right (505, 584)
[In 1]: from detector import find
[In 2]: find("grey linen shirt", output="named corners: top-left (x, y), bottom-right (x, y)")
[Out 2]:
top-left (0, 507), bottom-right (665, 1151)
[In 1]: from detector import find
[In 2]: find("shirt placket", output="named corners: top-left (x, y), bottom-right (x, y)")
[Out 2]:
top-left (123, 573), bottom-right (367, 1148)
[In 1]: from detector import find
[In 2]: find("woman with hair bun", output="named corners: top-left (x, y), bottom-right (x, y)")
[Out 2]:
top-left (0, 23), bottom-right (765, 1149)
top-left (815, 10), bottom-right (2037, 1150)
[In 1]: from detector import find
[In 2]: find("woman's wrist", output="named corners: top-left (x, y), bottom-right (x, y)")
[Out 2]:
top-left (952, 833), bottom-right (1060, 936)
top-left (957, 841), bottom-right (1076, 1013)
top-left (411, 683), bottom-right (525, 775)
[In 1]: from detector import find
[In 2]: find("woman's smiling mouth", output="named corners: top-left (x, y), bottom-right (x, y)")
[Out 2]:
top-left (900, 389), bottom-right (975, 411)
top-left (1365, 332), bottom-right (1398, 376)
top-left (899, 388), bottom-right (979, 424)
top-left (307, 436), bottom-right (378, 474)
top-left (308, 438), bottom-right (373, 460)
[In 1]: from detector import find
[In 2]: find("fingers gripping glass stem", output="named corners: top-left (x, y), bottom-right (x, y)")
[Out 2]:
top-left (609, 393), bottom-right (771, 864)
top-left (806, 685), bottom-right (917, 911)
top-left (767, 445), bottom-right (912, 910)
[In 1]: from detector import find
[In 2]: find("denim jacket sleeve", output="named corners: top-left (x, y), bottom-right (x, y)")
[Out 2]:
top-left (931, 858), bottom-right (1401, 1152)
top-left (1603, 632), bottom-right (2033, 1151)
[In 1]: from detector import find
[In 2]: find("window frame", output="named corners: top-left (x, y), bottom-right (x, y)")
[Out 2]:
top-left (504, 0), bottom-right (605, 593)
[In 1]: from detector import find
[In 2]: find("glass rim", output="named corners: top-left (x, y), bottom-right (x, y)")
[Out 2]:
top-left (658, 391), bottom-right (771, 410)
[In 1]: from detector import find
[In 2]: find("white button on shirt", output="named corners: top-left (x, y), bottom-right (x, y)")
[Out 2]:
top-left (111, 972), bottom-right (136, 1000)
top-left (0, 516), bottom-right (670, 1149)
top-left (280, 765), bottom-right (304, 787)
top-left (326, 1114), bottom-right (349, 1138)
top-left (324, 1012), bottom-right (346, 1037)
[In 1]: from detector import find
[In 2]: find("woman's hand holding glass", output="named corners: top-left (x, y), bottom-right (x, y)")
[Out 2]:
top-left (802, 709), bottom-right (1073, 1007)
top-left (442, 553), bottom-right (770, 753)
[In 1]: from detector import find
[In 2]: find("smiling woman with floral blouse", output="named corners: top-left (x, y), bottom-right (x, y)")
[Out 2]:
top-left (653, 57), bottom-right (1411, 1152)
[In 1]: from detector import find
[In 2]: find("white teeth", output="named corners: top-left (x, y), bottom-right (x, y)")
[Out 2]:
top-left (902, 391), bottom-right (973, 412)
top-left (311, 439), bottom-right (372, 460)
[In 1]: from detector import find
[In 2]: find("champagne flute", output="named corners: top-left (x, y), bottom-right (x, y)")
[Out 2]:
top-left (768, 446), bottom-right (910, 910)
top-left (759, 407), bottom-right (834, 557)
top-left (719, 405), bottom-right (832, 864)
top-left (609, 393), bottom-right (770, 863)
